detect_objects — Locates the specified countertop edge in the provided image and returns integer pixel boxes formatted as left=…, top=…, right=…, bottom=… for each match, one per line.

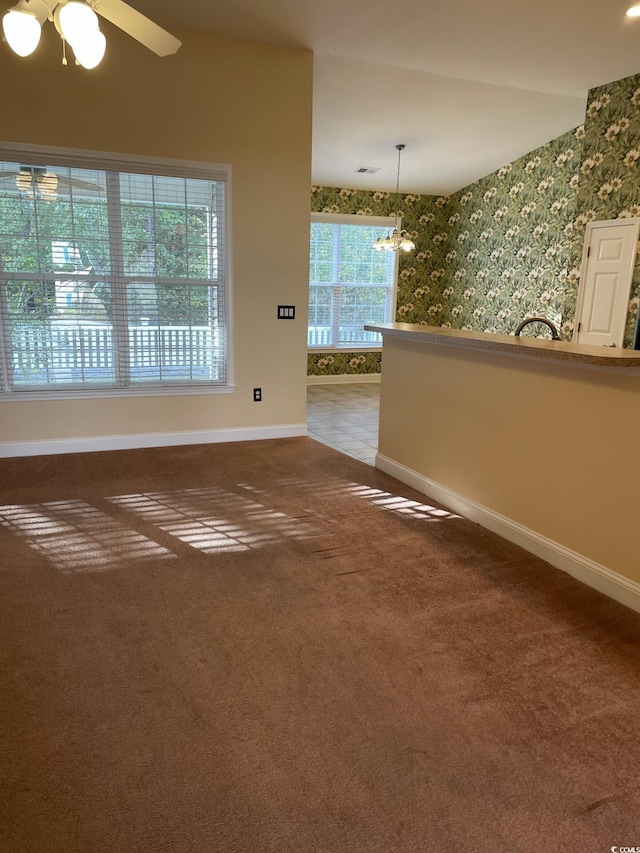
left=364, top=323, right=640, bottom=370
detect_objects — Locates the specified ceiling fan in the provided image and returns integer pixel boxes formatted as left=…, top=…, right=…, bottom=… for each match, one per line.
left=0, top=165, right=104, bottom=200
left=2, top=0, right=181, bottom=69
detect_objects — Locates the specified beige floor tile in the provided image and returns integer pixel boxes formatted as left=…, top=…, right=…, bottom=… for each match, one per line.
left=307, top=383, right=380, bottom=466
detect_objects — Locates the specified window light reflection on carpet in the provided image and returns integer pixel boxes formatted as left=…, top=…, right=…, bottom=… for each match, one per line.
left=107, top=487, right=320, bottom=555
left=268, top=477, right=461, bottom=522
left=0, top=500, right=174, bottom=573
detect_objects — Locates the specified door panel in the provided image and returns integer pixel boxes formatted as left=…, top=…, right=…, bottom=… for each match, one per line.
left=597, top=238, right=623, bottom=262
left=589, top=273, right=616, bottom=333
left=575, top=221, right=639, bottom=347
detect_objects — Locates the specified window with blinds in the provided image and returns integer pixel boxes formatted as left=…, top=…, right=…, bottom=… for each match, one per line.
left=308, top=212, right=397, bottom=349
left=0, top=146, right=229, bottom=397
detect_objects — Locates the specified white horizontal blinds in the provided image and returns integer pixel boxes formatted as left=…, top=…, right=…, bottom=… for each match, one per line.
left=308, top=219, right=395, bottom=348
left=112, top=172, right=226, bottom=386
left=0, top=153, right=227, bottom=393
left=0, top=159, right=116, bottom=390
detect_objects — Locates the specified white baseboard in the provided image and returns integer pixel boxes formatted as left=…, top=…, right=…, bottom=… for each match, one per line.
left=376, top=452, right=640, bottom=615
left=0, top=423, right=308, bottom=458
left=307, top=374, right=381, bottom=385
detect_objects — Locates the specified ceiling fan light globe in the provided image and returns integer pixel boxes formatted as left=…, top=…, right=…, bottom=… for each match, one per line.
left=3, top=9, right=41, bottom=56
left=58, top=1, right=99, bottom=47
left=72, top=28, right=106, bottom=69
left=40, top=172, right=59, bottom=193
left=15, top=170, right=32, bottom=192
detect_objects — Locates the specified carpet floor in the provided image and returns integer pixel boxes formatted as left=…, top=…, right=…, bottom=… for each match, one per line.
left=1, top=437, right=640, bottom=852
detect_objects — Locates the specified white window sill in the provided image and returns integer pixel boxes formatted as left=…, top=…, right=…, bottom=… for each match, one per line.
left=0, top=385, right=236, bottom=402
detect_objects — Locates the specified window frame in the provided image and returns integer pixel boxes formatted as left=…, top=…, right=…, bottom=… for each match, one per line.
left=0, top=142, right=234, bottom=401
left=308, top=211, right=399, bottom=352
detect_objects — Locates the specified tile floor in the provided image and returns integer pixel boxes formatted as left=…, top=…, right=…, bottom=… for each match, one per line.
left=306, top=382, right=380, bottom=466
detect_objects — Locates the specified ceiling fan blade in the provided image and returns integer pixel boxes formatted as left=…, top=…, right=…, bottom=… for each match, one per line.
left=92, top=0, right=182, bottom=56
left=58, top=176, right=105, bottom=193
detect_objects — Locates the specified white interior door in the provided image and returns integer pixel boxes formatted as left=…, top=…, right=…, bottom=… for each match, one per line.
left=574, top=219, right=640, bottom=347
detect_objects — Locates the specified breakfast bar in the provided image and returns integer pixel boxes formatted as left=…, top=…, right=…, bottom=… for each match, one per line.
left=365, top=322, right=640, bottom=610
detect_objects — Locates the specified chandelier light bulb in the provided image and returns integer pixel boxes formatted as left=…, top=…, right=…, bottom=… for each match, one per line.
left=72, top=27, right=106, bottom=68
left=58, top=1, right=99, bottom=47
left=626, top=4, right=640, bottom=16
left=2, top=8, right=41, bottom=56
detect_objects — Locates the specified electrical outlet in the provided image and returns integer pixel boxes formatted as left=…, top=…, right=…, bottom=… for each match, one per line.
left=253, top=387, right=262, bottom=402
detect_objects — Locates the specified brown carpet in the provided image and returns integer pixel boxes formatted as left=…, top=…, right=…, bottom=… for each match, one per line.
left=1, top=437, right=640, bottom=852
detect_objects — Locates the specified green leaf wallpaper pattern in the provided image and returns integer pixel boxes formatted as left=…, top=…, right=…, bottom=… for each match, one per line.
left=308, top=71, right=640, bottom=376
left=443, top=129, right=581, bottom=340
left=571, top=74, right=640, bottom=345
left=307, top=351, right=382, bottom=376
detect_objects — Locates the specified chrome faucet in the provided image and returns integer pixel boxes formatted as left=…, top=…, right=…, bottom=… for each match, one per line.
left=514, top=317, right=561, bottom=340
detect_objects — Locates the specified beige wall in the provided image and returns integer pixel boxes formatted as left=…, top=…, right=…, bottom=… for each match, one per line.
left=378, top=336, right=640, bottom=583
left=0, top=29, right=313, bottom=446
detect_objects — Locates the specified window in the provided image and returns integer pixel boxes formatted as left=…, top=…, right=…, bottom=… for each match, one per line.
left=308, top=212, right=397, bottom=349
left=0, top=144, right=229, bottom=397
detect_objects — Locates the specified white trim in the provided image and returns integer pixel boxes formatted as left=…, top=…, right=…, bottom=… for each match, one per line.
left=376, top=452, right=640, bottom=615
left=0, top=385, right=236, bottom=402
left=307, top=373, right=381, bottom=385
left=311, top=211, right=395, bottom=228
left=0, top=141, right=229, bottom=181
left=0, top=424, right=308, bottom=458
left=223, top=165, right=234, bottom=387
left=308, top=346, right=382, bottom=353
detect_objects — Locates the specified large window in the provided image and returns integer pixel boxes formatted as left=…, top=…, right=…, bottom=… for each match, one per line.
left=0, top=144, right=229, bottom=397
left=308, top=213, right=397, bottom=349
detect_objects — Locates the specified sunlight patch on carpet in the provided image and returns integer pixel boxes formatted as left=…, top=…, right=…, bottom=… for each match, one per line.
left=0, top=500, right=174, bottom=573
left=107, top=487, right=320, bottom=555
left=268, top=477, right=461, bottom=522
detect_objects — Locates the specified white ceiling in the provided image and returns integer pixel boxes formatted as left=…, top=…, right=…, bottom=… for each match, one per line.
left=130, top=0, right=640, bottom=194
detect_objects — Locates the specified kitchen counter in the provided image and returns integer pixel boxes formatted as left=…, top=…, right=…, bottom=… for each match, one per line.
left=364, top=323, right=640, bottom=371
left=367, top=321, right=640, bottom=611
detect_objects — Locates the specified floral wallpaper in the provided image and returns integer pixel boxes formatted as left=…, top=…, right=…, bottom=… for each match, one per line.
left=307, top=351, right=382, bottom=376
left=437, top=129, right=581, bottom=339
left=308, top=71, right=640, bottom=376
left=569, top=73, right=640, bottom=345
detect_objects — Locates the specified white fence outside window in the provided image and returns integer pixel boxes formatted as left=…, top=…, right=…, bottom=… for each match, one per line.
left=9, top=322, right=217, bottom=386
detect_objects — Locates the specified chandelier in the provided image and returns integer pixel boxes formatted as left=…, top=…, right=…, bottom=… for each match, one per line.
left=16, top=166, right=59, bottom=200
left=3, top=0, right=106, bottom=69
left=373, top=144, right=416, bottom=253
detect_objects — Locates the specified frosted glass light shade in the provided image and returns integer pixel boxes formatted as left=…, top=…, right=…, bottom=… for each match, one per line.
left=15, top=170, right=33, bottom=192
left=72, top=28, right=106, bottom=69
left=2, top=9, right=41, bottom=56
left=40, top=172, right=59, bottom=194
left=58, top=1, right=99, bottom=47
